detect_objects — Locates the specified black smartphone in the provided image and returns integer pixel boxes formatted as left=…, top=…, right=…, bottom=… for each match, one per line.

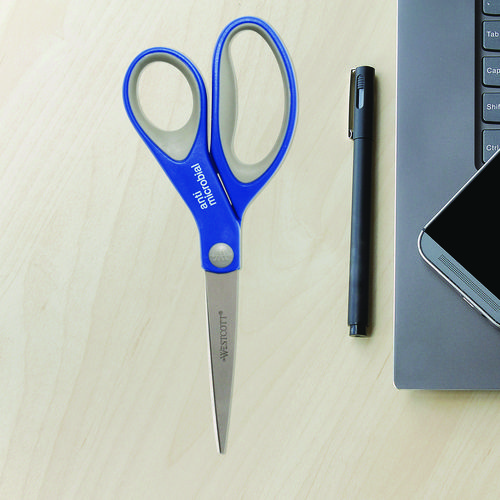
left=418, top=149, right=500, bottom=328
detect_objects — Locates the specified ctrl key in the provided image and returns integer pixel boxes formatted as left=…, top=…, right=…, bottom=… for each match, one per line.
left=483, top=130, right=500, bottom=162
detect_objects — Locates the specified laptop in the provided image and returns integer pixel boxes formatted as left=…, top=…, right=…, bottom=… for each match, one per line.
left=395, top=0, right=500, bottom=388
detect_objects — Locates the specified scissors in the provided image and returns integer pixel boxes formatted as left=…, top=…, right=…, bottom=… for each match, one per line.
left=123, top=16, right=297, bottom=453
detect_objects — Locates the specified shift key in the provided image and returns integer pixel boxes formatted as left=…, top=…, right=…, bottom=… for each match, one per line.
left=483, top=93, right=500, bottom=122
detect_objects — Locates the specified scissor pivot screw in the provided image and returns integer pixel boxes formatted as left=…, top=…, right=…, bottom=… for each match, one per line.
left=209, top=243, right=234, bottom=268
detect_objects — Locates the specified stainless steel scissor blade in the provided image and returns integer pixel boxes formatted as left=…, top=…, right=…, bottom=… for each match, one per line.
left=205, top=270, right=238, bottom=453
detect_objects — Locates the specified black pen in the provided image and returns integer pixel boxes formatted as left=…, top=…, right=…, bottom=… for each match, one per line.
left=347, top=66, right=375, bottom=337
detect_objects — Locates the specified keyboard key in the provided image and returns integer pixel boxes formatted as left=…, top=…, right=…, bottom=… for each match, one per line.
left=483, top=130, right=500, bottom=162
left=483, top=57, right=500, bottom=85
left=484, top=0, right=500, bottom=15
left=484, top=21, right=500, bottom=49
left=483, top=93, right=500, bottom=121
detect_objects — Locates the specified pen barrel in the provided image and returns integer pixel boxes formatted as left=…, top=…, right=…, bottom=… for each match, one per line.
left=348, top=137, right=373, bottom=336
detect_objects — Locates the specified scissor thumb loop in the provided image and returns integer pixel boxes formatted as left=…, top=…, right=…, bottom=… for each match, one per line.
left=123, top=48, right=208, bottom=162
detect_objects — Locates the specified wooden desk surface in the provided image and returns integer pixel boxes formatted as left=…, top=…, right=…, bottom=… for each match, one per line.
left=1, top=1, right=498, bottom=499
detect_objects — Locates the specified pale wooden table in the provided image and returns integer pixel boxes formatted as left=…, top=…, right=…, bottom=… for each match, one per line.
left=1, top=1, right=498, bottom=499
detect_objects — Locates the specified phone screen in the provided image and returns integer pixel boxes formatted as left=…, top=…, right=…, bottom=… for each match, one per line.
left=425, top=153, right=500, bottom=299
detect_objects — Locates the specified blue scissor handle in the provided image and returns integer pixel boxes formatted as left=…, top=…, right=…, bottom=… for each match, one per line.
left=123, top=18, right=297, bottom=273
left=211, top=17, right=298, bottom=219
left=123, top=48, right=241, bottom=273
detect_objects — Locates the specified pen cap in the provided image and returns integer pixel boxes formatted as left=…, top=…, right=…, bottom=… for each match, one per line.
left=349, top=66, right=375, bottom=140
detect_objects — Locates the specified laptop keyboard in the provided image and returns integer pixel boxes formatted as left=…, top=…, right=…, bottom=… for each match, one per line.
left=479, top=0, right=500, bottom=165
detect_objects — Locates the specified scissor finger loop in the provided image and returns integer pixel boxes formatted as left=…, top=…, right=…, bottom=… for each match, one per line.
left=215, top=21, right=297, bottom=183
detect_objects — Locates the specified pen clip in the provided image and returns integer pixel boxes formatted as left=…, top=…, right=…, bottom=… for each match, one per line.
left=348, top=68, right=356, bottom=139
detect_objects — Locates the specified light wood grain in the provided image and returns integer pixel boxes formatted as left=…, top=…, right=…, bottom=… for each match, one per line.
left=1, top=1, right=499, bottom=499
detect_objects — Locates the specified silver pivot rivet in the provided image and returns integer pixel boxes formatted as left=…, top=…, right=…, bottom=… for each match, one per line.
left=208, top=243, right=234, bottom=268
